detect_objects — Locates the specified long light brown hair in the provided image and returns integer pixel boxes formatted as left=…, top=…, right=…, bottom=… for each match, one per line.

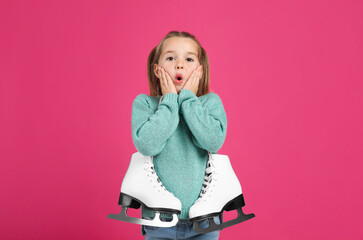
left=147, top=31, right=211, bottom=97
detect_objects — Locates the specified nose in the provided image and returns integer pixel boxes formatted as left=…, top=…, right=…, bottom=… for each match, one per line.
left=176, top=59, right=184, bottom=69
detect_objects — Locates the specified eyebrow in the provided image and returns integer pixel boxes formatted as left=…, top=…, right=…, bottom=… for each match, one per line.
left=162, top=51, right=197, bottom=57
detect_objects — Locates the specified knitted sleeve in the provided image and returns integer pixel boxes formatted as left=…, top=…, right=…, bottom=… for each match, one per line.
left=131, top=93, right=179, bottom=156
left=178, top=89, right=227, bottom=153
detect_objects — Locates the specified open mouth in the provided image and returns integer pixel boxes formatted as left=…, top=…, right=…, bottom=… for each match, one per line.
left=175, top=74, right=183, bottom=83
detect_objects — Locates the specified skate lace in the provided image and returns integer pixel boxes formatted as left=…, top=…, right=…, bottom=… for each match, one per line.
left=144, top=158, right=169, bottom=193
left=197, top=154, right=217, bottom=200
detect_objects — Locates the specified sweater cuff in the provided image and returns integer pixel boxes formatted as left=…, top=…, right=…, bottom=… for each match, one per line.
left=163, top=92, right=178, bottom=103
left=178, top=89, right=197, bottom=104
left=161, top=93, right=179, bottom=110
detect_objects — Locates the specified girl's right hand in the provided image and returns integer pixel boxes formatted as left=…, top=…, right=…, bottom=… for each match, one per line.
left=158, top=66, right=177, bottom=95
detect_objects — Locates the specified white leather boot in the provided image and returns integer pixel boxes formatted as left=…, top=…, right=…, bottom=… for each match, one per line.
left=189, top=152, right=255, bottom=233
left=108, top=152, right=182, bottom=227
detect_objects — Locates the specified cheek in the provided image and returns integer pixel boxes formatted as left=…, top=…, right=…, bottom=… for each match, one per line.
left=160, top=64, right=172, bottom=73
left=159, top=61, right=170, bottom=68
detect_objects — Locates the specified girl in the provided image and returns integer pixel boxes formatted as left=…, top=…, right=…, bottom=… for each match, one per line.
left=131, top=31, right=227, bottom=239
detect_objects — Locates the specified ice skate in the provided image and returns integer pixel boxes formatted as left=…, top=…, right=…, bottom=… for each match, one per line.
left=107, top=152, right=182, bottom=227
left=189, top=152, right=255, bottom=233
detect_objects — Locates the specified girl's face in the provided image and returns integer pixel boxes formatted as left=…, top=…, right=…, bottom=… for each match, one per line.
left=154, top=37, right=201, bottom=94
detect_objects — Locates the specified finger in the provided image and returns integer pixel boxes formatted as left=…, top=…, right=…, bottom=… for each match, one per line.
left=198, top=65, right=202, bottom=76
left=164, top=69, right=173, bottom=84
left=190, top=68, right=198, bottom=81
left=158, top=67, right=162, bottom=81
left=162, top=68, right=169, bottom=87
left=157, top=66, right=161, bottom=76
left=195, top=67, right=201, bottom=86
left=168, top=72, right=174, bottom=84
left=160, top=68, right=166, bottom=88
left=188, top=70, right=197, bottom=90
left=166, top=70, right=177, bottom=91
left=193, top=68, right=199, bottom=83
left=160, top=67, right=165, bottom=82
left=162, top=68, right=173, bottom=91
left=195, top=68, right=200, bottom=80
left=183, top=73, right=191, bottom=88
left=195, top=71, right=200, bottom=87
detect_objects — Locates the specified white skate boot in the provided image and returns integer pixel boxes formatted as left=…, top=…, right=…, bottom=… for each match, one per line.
left=107, top=152, right=182, bottom=227
left=189, top=152, right=255, bottom=233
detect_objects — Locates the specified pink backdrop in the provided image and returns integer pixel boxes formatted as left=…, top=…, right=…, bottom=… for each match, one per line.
left=1, top=0, right=362, bottom=239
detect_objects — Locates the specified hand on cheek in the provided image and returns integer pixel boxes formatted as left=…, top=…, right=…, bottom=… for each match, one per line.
left=158, top=66, right=177, bottom=95
left=182, top=65, right=203, bottom=95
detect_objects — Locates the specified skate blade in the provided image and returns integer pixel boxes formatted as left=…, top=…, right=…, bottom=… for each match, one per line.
left=107, top=207, right=179, bottom=227
left=193, top=208, right=255, bottom=234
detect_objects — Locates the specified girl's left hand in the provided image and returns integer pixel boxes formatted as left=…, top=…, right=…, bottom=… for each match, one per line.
left=182, top=65, right=203, bottom=95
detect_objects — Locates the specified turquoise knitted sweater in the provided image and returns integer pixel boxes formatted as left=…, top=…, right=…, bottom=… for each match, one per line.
left=131, top=88, right=227, bottom=221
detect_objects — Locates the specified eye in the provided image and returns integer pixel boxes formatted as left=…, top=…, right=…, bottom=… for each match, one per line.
left=166, top=56, right=194, bottom=62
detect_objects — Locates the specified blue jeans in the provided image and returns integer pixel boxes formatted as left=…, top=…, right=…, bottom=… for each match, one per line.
left=144, top=216, right=220, bottom=240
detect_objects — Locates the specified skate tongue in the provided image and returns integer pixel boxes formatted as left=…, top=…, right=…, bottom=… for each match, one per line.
left=198, top=160, right=217, bottom=199
left=145, top=160, right=168, bottom=192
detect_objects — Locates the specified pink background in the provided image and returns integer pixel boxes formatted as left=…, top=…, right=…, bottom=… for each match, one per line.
left=1, top=0, right=362, bottom=239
